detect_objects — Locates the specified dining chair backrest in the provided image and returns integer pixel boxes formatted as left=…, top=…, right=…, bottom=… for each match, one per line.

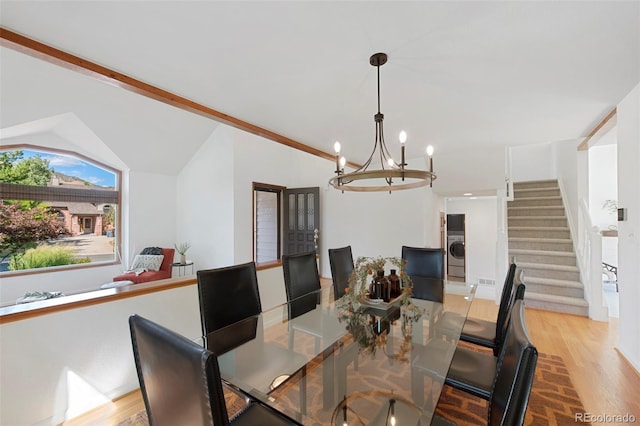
left=495, top=282, right=526, bottom=355
left=282, top=251, right=321, bottom=319
left=401, top=246, right=445, bottom=302
left=197, top=261, right=261, bottom=339
left=328, top=246, right=354, bottom=300
left=493, top=263, right=518, bottom=352
left=489, top=300, right=538, bottom=426
left=129, top=314, right=228, bottom=426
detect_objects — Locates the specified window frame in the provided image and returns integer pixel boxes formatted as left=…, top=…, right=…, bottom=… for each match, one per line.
left=252, top=182, right=285, bottom=266
left=0, top=144, right=122, bottom=277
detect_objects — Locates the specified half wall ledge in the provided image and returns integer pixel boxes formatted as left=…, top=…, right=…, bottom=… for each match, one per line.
left=0, top=276, right=196, bottom=324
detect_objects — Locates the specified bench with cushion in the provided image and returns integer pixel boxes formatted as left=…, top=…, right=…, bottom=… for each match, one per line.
left=113, top=247, right=174, bottom=284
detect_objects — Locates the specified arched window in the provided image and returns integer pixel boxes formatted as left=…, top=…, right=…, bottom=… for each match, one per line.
left=0, top=146, right=121, bottom=274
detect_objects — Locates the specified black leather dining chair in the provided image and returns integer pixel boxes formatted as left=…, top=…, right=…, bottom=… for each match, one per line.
left=487, top=300, right=537, bottom=425
left=328, top=246, right=354, bottom=300
left=129, top=314, right=302, bottom=426
left=459, top=263, right=518, bottom=355
left=282, top=251, right=321, bottom=320
left=197, top=261, right=262, bottom=349
left=197, top=261, right=308, bottom=413
left=444, top=298, right=536, bottom=405
left=432, top=302, right=537, bottom=426
left=401, top=245, right=445, bottom=302
left=283, top=249, right=355, bottom=408
left=413, top=283, right=525, bottom=408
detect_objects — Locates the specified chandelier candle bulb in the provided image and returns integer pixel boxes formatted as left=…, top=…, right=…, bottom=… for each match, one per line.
left=334, top=141, right=342, bottom=175
left=390, top=399, right=396, bottom=426
left=426, top=145, right=434, bottom=187
left=342, top=395, right=348, bottom=426
left=399, top=131, right=407, bottom=172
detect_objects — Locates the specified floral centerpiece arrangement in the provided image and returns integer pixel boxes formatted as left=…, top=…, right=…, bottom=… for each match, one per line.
left=346, top=256, right=412, bottom=301
left=335, top=256, right=424, bottom=361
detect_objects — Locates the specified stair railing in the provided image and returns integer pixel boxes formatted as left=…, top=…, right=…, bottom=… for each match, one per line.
left=577, top=199, right=608, bottom=321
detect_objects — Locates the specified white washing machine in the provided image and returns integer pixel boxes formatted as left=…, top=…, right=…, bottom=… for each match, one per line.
left=447, top=234, right=465, bottom=278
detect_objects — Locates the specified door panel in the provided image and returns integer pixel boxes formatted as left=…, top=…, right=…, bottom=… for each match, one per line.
left=283, top=187, right=320, bottom=256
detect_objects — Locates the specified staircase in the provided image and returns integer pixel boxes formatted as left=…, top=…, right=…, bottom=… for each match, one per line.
left=508, top=180, right=589, bottom=316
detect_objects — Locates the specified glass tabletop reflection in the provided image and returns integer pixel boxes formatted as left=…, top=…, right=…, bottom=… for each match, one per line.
left=205, top=281, right=476, bottom=425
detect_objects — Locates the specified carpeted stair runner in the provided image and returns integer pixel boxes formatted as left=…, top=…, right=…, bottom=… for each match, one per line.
left=509, top=180, right=589, bottom=316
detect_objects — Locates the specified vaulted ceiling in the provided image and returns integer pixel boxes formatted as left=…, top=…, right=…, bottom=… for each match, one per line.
left=1, top=1, right=639, bottom=178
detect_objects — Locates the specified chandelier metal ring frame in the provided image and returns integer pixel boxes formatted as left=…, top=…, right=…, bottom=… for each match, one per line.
left=329, top=52, right=436, bottom=193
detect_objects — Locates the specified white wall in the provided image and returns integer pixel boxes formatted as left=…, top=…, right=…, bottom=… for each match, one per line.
left=126, top=171, right=177, bottom=263
left=588, top=143, right=618, bottom=267
left=616, top=83, right=640, bottom=372
left=0, top=285, right=201, bottom=426
left=434, top=146, right=505, bottom=195
left=446, top=197, right=498, bottom=300
left=554, top=139, right=580, bottom=243
left=324, top=188, right=434, bottom=259
left=424, top=190, right=445, bottom=247
left=176, top=126, right=235, bottom=271
left=588, top=144, right=618, bottom=230
left=510, top=143, right=555, bottom=182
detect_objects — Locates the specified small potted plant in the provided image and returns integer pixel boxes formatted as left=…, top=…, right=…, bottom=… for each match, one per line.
left=174, top=242, right=191, bottom=265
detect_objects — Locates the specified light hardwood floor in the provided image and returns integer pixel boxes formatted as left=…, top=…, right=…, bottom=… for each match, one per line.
left=64, top=298, right=640, bottom=425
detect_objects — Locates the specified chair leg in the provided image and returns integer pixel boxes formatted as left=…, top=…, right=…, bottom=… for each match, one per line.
left=322, top=347, right=337, bottom=410
left=299, top=365, right=307, bottom=416
left=288, top=325, right=294, bottom=350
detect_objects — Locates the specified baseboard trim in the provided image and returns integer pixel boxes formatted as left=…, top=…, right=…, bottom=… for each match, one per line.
left=615, top=346, right=640, bottom=377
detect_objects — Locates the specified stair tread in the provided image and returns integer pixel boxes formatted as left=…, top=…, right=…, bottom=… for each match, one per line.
left=509, top=226, right=569, bottom=231
left=515, top=187, right=559, bottom=191
left=509, top=248, right=575, bottom=257
left=514, top=179, right=558, bottom=185
left=508, top=206, right=565, bottom=210
left=509, top=237, right=572, bottom=242
left=518, top=262, right=579, bottom=272
left=525, top=292, right=588, bottom=306
left=524, top=276, right=583, bottom=288
left=508, top=216, right=567, bottom=219
left=510, top=196, right=562, bottom=200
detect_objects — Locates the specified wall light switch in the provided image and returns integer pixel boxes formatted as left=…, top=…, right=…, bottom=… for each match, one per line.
left=617, top=208, right=627, bottom=221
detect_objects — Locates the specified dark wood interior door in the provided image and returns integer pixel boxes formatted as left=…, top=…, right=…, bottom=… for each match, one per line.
left=283, top=187, right=320, bottom=256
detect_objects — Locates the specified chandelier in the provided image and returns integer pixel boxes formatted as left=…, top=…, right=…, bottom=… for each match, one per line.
left=329, top=52, right=436, bottom=192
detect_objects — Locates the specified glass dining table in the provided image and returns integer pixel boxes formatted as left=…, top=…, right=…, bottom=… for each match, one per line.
left=205, top=281, right=477, bottom=426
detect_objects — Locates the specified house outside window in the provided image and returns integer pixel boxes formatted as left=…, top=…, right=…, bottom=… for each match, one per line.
left=0, top=146, right=120, bottom=274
